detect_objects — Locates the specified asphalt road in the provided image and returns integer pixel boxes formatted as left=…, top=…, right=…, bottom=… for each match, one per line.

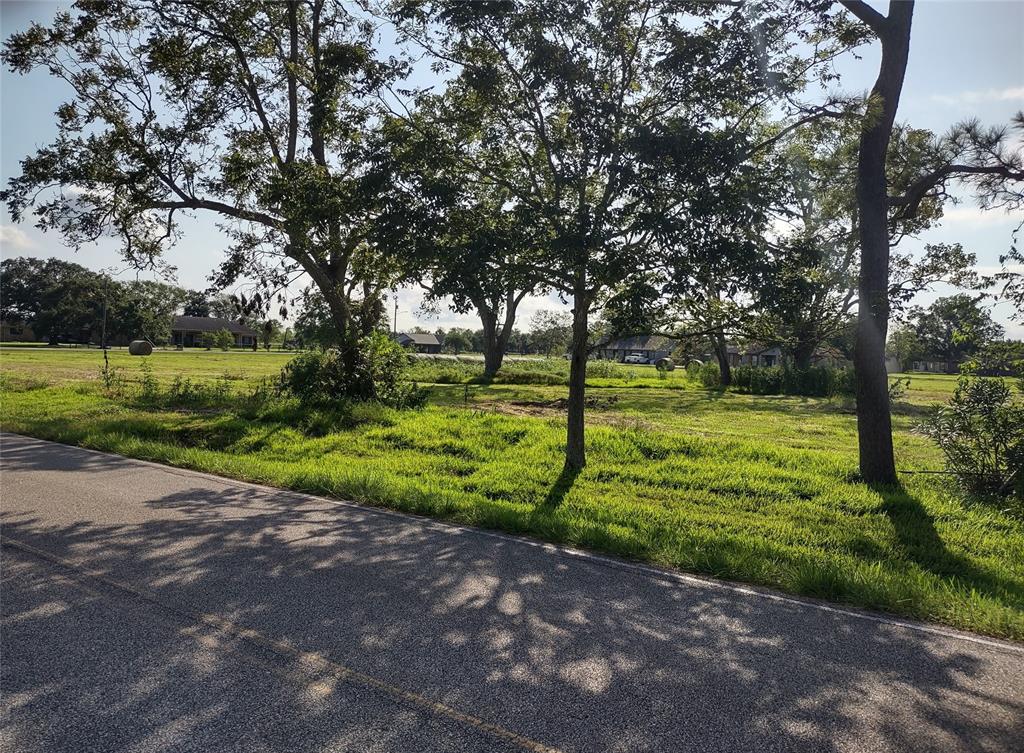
left=1, top=433, right=1021, bottom=753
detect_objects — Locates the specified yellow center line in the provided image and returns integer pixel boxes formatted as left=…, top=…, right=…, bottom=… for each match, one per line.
left=1, top=536, right=564, bottom=753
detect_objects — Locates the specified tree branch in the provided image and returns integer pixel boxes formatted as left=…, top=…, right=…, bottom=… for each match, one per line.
left=838, top=1, right=889, bottom=36
left=890, top=163, right=1024, bottom=219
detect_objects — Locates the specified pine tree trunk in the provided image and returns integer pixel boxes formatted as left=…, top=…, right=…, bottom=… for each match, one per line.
left=852, top=1, right=914, bottom=485
left=564, top=294, right=590, bottom=472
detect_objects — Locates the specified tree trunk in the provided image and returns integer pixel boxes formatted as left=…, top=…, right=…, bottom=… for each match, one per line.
left=852, top=1, right=914, bottom=485
left=479, top=309, right=503, bottom=381
left=792, top=340, right=816, bottom=371
left=564, top=293, right=590, bottom=472
left=713, top=332, right=732, bottom=386
left=479, top=290, right=522, bottom=381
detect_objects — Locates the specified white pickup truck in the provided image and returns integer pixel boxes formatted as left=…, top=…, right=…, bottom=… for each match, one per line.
left=623, top=352, right=648, bottom=364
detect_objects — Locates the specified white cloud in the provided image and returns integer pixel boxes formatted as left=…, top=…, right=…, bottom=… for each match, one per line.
left=930, top=86, right=1024, bottom=106
left=940, top=206, right=1024, bottom=227
left=0, top=224, right=35, bottom=250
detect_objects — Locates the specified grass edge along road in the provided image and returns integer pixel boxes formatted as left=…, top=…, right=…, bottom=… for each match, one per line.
left=1, top=347, right=1023, bottom=641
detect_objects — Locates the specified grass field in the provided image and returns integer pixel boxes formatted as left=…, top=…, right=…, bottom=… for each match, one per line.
left=2, top=346, right=1022, bottom=640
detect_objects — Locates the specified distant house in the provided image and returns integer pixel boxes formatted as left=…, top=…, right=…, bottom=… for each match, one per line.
left=707, top=343, right=848, bottom=368
left=170, top=315, right=258, bottom=348
left=395, top=332, right=442, bottom=354
left=596, top=336, right=677, bottom=363
left=911, top=359, right=957, bottom=374
left=0, top=321, right=37, bottom=342
left=704, top=344, right=777, bottom=368
left=738, top=343, right=782, bottom=367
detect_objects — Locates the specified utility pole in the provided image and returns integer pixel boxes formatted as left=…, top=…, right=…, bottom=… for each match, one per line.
left=393, top=294, right=399, bottom=335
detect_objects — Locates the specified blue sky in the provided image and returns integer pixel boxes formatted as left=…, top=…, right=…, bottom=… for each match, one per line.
left=2, top=0, right=1022, bottom=336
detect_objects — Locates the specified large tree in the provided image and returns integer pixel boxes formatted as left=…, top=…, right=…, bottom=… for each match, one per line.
left=837, top=0, right=1023, bottom=483
left=379, top=144, right=545, bottom=379
left=1, top=0, right=403, bottom=374
left=394, top=0, right=852, bottom=471
left=107, top=280, right=188, bottom=344
left=911, top=294, right=1004, bottom=366
left=0, top=256, right=109, bottom=343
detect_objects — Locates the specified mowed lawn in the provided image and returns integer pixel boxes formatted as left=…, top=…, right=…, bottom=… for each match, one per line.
left=2, top=346, right=1022, bottom=640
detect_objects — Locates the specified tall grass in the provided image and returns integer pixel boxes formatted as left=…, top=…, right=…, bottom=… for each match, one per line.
left=2, top=357, right=1022, bottom=639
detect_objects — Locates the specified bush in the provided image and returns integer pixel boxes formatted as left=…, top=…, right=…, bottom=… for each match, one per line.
left=278, top=332, right=425, bottom=409
left=215, top=329, right=235, bottom=350
left=731, top=364, right=854, bottom=397
left=919, top=377, right=1024, bottom=501
left=200, top=329, right=234, bottom=350
left=586, top=359, right=618, bottom=378
left=695, top=361, right=721, bottom=388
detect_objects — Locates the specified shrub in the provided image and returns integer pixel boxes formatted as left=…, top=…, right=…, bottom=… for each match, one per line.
left=696, top=361, right=721, bottom=388
left=731, top=364, right=854, bottom=397
left=215, top=329, right=235, bottom=350
left=278, top=332, right=425, bottom=409
left=888, top=376, right=911, bottom=402
left=586, top=359, right=618, bottom=378
left=138, top=359, right=159, bottom=402
left=919, top=377, right=1024, bottom=502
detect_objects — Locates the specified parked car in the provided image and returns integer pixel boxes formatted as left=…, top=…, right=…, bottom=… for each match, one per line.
left=623, top=352, right=648, bottom=364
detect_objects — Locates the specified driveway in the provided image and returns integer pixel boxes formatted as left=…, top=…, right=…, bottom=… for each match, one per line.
left=1, top=433, right=1021, bottom=752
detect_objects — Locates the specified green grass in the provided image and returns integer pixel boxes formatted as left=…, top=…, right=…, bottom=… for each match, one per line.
left=2, top=347, right=1022, bottom=640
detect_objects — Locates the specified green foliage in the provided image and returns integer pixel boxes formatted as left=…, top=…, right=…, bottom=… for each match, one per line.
left=0, top=256, right=108, bottom=343
left=696, top=361, right=722, bottom=388
left=585, top=359, right=618, bottom=379
left=107, top=280, right=186, bottom=344
left=0, top=256, right=190, bottom=345
left=260, top=319, right=283, bottom=350
left=213, top=329, right=234, bottom=351
left=725, top=365, right=856, bottom=397
left=887, top=326, right=924, bottom=371
left=442, top=329, right=473, bottom=354
left=528, top=311, right=573, bottom=357
left=278, top=332, right=424, bottom=409
left=960, top=340, right=1024, bottom=377
left=889, top=377, right=911, bottom=402
left=912, top=294, right=1004, bottom=363
left=99, top=360, right=123, bottom=393
left=920, top=377, right=1024, bottom=503
left=138, top=360, right=159, bottom=402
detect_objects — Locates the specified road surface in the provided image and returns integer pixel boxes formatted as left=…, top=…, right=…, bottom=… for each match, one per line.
left=1, top=433, right=1021, bottom=753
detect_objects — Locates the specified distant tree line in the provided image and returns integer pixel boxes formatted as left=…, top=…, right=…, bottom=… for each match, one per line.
left=406, top=310, right=574, bottom=357
left=0, top=257, right=284, bottom=347
left=888, top=294, right=1021, bottom=375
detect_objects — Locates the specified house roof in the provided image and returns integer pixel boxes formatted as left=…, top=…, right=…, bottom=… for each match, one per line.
left=171, top=315, right=258, bottom=336
left=603, top=335, right=677, bottom=351
left=396, top=332, right=441, bottom=346
left=739, top=343, right=782, bottom=356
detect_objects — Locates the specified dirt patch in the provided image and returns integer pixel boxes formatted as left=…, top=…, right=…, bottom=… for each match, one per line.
left=513, top=395, right=619, bottom=410
left=476, top=395, right=620, bottom=419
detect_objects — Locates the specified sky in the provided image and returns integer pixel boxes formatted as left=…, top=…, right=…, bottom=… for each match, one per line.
left=1, top=0, right=1022, bottom=337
